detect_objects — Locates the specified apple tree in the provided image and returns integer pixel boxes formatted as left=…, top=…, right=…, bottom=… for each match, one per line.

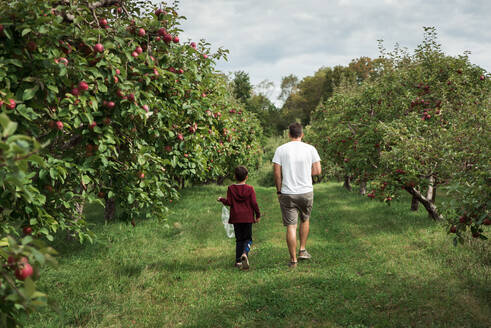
left=1, top=0, right=263, bottom=232
left=309, top=28, right=490, bottom=241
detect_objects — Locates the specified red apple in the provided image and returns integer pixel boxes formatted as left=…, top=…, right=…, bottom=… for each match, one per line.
left=135, top=46, right=143, bottom=54
left=114, top=76, right=119, bottom=83
left=190, top=42, right=197, bottom=49
left=7, top=99, right=16, bottom=110
left=71, top=87, right=80, bottom=96
left=142, top=104, right=149, bottom=112
left=94, top=43, right=104, bottom=53
left=115, top=68, right=121, bottom=75
left=138, top=172, right=145, bottom=179
left=173, top=36, right=179, bottom=43
left=165, top=145, right=172, bottom=152
left=23, top=226, right=32, bottom=235
left=78, top=81, right=89, bottom=91
left=99, top=18, right=108, bottom=27
left=158, top=28, right=167, bottom=36
left=155, top=9, right=164, bottom=16
left=177, top=133, right=184, bottom=141
left=483, top=218, right=491, bottom=225
left=89, top=121, right=97, bottom=129
left=450, top=225, right=457, bottom=233
left=138, top=28, right=145, bottom=36
left=103, top=117, right=111, bottom=125
left=98, top=191, right=105, bottom=198
left=178, top=68, right=184, bottom=74
left=106, top=101, right=115, bottom=109
left=56, top=121, right=64, bottom=130
left=480, top=75, right=485, bottom=81
left=128, top=93, right=135, bottom=102
left=15, top=260, right=33, bottom=281
left=163, top=33, right=172, bottom=43
left=202, top=54, right=208, bottom=59
left=131, top=51, right=139, bottom=58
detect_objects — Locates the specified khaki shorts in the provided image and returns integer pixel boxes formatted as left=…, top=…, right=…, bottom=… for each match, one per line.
left=278, top=192, right=314, bottom=226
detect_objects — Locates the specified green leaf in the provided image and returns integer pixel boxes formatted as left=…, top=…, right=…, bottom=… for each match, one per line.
left=82, top=175, right=91, bottom=185
left=21, top=28, right=32, bottom=37
left=47, top=85, right=59, bottom=93
left=38, top=25, right=49, bottom=34
left=23, top=85, right=39, bottom=101
left=2, top=121, right=17, bottom=137
left=24, top=278, right=36, bottom=298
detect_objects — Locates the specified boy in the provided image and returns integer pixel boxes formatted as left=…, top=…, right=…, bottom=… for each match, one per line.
left=218, top=166, right=261, bottom=270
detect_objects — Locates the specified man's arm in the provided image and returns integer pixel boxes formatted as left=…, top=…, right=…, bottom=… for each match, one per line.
left=312, top=161, right=322, bottom=176
left=273, top=163, right=282, bottom=192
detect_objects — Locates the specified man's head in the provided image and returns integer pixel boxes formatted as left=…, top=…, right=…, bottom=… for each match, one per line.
left=288, top=122, right=303, bottom=139
left=235, top=165, right=248, bottom=182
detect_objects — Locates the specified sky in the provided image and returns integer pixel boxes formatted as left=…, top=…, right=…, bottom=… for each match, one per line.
left=170, top=0, right=491, bottom=105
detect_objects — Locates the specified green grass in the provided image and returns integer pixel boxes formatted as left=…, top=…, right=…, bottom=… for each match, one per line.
left=21, top=182, right=490, bottom=328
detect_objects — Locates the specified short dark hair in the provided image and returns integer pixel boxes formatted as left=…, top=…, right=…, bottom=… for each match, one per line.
left=234, top=166, right=248, bottom=181
left=289, top=122, right=303, bottom=138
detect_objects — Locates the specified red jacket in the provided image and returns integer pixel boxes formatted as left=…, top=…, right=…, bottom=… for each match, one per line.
left=219, top=184, right=261, bottom=223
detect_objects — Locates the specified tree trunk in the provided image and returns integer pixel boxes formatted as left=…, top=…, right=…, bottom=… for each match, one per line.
left=343, top=175, right=351, bottom=191
left=410, top=195, right=419, bottom=211
left=104, top=198, right=116, bottom=221
left=426, top=175, right=437, bottom=218
left=217, top=176, right=226, bottom=185
left=359, top=180, right=367, bottom=195
left=73, top=201, right=85, bottom=222
left=404, top=186, right=442, bottom=220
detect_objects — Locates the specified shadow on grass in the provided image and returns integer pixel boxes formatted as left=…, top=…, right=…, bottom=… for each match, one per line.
left=181, top=262, right=491, bottom=328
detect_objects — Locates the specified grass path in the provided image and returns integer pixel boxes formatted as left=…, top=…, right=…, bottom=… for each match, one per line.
left=23, top=182, right=490, bottom=327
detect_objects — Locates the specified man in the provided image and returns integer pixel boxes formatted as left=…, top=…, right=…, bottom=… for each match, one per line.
left=272, top=122, right=321, bottom=268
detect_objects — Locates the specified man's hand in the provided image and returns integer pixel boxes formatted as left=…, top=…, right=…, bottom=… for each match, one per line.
left=273, top=163, right=282, bottom=193
left=312, top=161, right=322, bottom=176
left=217, top=197, right=223, bottom=202
left=254, top=217, right=261, bottom=223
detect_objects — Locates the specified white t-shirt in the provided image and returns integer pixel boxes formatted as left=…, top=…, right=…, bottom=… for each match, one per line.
left=272, top=141, right=321, bottom=194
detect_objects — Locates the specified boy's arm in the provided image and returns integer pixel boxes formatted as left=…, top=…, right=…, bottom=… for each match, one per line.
left=218, top=187, right=232, bottom=206
left=251, top=188, right=261, bottom=220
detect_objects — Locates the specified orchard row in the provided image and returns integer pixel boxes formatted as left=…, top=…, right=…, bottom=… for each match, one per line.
left=309, top=28, right=489, bottom=244
left=0, top=0, right=262, bottom=322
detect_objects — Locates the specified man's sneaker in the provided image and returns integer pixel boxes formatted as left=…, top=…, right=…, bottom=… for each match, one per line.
left=288, top=261, right=298, bottom=268
left=298, top=249, right=312, bottom=260
left=240, top=254, right=249, bottom=270
left=235, top=262, right=242, bottom=269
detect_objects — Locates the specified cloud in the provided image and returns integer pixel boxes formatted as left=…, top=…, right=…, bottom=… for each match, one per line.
left=168, top=0, right=491, bottom=105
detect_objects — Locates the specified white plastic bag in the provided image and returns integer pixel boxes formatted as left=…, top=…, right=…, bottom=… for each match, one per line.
left=221, top=206, right=235, bottom=238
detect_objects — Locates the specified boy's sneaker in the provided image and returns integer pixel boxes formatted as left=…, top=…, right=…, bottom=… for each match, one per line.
left=288, top=261, right=298, bottom=268
left=235, top=262, right=242, bottom=269
left=240, top=254, right=249, bottom=270
left=298, top=249, right=312, bottom=260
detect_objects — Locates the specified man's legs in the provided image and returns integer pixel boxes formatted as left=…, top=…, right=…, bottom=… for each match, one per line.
left=286, top=224, right=297, bottom=263
left=299, top=219, right=309, bottom=251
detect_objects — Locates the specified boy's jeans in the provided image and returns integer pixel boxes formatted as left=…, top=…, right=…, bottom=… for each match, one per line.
left=233, top=223, right=252, bottom=263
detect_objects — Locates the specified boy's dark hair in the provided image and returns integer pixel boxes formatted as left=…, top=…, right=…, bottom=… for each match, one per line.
left=289, top=122, right=303, bottom=138
left=235, top=166, right=248, bottom=181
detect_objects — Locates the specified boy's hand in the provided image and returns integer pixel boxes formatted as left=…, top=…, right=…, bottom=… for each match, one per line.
left=254, top=218, right=261, bottom=223
left=217, top=197, right=223, bottom=202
